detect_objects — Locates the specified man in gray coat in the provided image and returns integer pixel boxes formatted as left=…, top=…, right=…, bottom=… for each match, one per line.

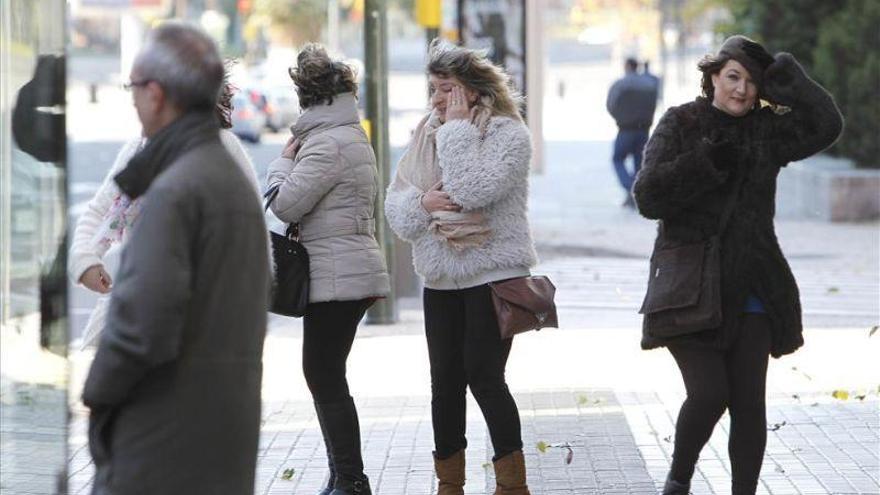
left=82, top=23, right=270, bottom=495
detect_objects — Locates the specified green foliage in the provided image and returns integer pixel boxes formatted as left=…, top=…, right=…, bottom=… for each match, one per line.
left=721, top=0, right=844, bottom=71
left=723, top=0, right=879, bottom=167
left=812, top=0, right=880, bottom=168
left=254, top=0, right=326, bottom=47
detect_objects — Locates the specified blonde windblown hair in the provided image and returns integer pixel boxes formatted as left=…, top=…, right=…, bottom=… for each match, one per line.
left=427, top=38, right=523, bottom=121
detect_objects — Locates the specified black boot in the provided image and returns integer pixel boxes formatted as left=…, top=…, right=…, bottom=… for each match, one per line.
left=315, top=402, right=336, bottom=495
left=662, top=473, right=691, bottom=495
left=329, top=476, right=371, bottom=495
left=317, top=397, right=371, bottom=495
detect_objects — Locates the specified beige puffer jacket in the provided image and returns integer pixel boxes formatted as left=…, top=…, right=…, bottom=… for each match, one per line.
left=267, top=92, right=390, bottom=303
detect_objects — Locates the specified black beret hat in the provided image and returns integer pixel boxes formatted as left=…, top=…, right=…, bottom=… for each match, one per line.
left=718, top=35, right=771, bottom=87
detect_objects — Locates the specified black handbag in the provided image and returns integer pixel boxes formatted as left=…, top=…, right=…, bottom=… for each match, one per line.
left=639, top=169, right=745, bottom=337
left=264, top=185, right=310, bottom=317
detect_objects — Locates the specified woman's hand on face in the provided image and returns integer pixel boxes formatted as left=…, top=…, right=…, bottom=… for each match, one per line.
left=445, top=86, right=470, bottom=121
left=420, top=183, right=462, bottom=213
left=281, top=136, right=301, bottom=160
left=80, top=264, right=112, bottom=294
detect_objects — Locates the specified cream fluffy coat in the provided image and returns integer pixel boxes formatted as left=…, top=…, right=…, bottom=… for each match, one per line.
left=385, top=116, right=537, bottom=287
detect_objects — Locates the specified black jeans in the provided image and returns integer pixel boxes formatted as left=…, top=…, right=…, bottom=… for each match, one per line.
left=668, top=313, right=772, bottom=494
left=424, top=284, right=523, bottom=461
left=302, top=299, right=373, bottom=404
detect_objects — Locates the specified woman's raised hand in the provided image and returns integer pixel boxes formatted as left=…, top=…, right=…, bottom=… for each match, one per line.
left=445, top=86, right=470, bottom=121
left=420, top=182, right=462, bottom=213
left=281, top=136, right=302, bottom=160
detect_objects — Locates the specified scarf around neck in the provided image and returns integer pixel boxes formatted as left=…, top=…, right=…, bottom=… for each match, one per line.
left=115, top=111, right=219, bottom=200
left=391, top=105, right=493, bottom=251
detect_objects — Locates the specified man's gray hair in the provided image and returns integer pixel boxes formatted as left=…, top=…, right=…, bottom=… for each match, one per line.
left=134, top=22, right=223, bottom=112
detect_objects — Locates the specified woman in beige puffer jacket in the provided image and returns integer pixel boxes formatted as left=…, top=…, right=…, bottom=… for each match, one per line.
left=266, top=44, right=389, bottom=495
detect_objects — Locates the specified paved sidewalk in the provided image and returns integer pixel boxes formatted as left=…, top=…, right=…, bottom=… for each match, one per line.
left=65, top=317, right=880, bottom=495
left=621, top=391, right=879, bottom=494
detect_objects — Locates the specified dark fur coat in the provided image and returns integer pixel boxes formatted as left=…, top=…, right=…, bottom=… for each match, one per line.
left=633, top=53, right=843, bottom=358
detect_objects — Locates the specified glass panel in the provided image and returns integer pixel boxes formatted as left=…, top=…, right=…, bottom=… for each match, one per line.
left=0, top=0, right=68, bottom=494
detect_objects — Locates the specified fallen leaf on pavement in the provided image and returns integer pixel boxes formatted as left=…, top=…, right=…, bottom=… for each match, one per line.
left=281, top=468, right=295, bottom=480
left=832, top=390, right=850, bottom=400
left=768, top=421, right=787, bottom=431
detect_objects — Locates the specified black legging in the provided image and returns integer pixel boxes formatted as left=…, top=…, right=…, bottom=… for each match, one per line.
left=302, top=299, right=373, bottom=404
left=424, top=284, right=523, bottom=461
left=668, top=313, right=772, bottom=494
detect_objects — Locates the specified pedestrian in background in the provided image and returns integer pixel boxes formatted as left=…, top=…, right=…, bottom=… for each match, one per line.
left=641, top=60, right=662, bottom=104
left=81, top=22, right=270, bottom=494
left=69, top=61, right=260, bottom=350
left=633, top=35, right=842, bottom=494
left=385, top=39, right=536, bottom=495
left=606, top=57, right=659, bottom=207
left=266, top=43, right=391, bottom=495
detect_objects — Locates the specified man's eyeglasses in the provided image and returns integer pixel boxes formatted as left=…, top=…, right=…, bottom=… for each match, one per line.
left=123, top=79, right=152, bottom=91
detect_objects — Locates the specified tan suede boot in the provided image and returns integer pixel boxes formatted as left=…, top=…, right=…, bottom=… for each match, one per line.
left=433, top=450, right=465, bottom=495
left=492, top=450, right=530, bottom=495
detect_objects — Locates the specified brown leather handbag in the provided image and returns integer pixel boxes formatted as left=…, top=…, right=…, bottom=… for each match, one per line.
left=488, top=276, right=559, bottom=339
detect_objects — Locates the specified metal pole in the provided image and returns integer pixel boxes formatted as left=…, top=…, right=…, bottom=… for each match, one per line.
left=426, top=27, right=439, bottom=46
left=364, top=0, right=397, bottom=324
left=525, top=0, right=543, bottom=173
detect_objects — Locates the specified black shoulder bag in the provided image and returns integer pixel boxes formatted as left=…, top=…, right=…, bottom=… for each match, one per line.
left=264, top=185, right=310, bottom=317
left=639, top=170, right=746, bottom=337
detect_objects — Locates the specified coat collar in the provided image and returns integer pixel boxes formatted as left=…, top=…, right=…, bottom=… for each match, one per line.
left=696, top=96, right=758, bottom=126
left=291, top=92, right=360, bottom=139
left=114, top=111, right=219, bottom=199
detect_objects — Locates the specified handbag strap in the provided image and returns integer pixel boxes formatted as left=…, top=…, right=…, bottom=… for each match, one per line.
left=264, top=183, right=299, bottom=241
left=263, top=183, right=280, bottom=212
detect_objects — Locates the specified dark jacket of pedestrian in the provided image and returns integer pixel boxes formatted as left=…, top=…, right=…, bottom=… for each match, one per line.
left=606, top=71, right=659, bottom=130
left=82, top=111, right=270, bottom=494
left=633, top=49, right=843, bottom=358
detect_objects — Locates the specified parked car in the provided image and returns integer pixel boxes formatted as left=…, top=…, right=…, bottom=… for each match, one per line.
left=231, top=93, right=266, bottom=143
left=261, top=85, right=300, bottom=132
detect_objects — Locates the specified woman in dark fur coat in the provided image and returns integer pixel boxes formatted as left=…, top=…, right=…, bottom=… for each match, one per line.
left=633, top=35, right=843, bottom=494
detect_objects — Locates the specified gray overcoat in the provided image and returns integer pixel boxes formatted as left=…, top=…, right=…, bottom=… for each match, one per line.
left=83, top=115, right=270, bottom=495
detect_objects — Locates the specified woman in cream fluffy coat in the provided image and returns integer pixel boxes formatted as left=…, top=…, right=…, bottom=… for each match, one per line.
left=69, top=79, right=261, bottom=348
left=385, top=40, right=536, bottom=495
